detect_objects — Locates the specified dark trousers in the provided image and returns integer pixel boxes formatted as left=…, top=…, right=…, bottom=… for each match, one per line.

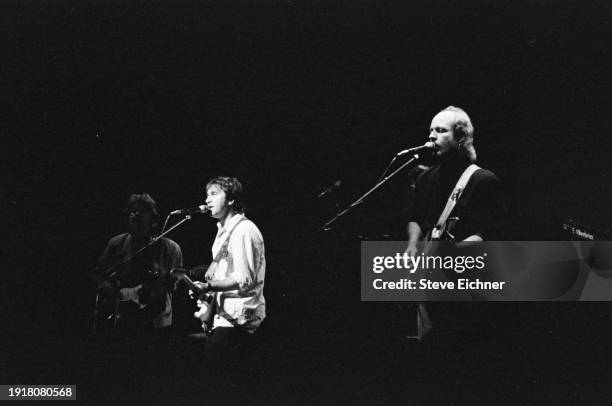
left=204, top=326, right=255, bottom=363
left=194, top=327, right=258, bottom=398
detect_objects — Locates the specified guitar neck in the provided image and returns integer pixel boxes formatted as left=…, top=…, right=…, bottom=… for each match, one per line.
left=177, top=274, right=199, bottom=292
left=170, top=267, right=207, bottom=295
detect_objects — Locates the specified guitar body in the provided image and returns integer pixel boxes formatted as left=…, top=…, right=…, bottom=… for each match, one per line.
left=93, top=290, right=120, bottom=335
left=415, top=216, right=459, bottom=273
left=425, top=216, right=459, bottom=243
left=94, top=288, right=151, bottom=335
left=408, top=217, right=470, bottom=300
left=171, top=267, right=215, bottom=333
left=93, top=267, right=170, bottom=335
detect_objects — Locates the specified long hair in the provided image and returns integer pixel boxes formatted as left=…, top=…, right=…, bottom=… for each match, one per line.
left=440, top=105, right=477, bottom=162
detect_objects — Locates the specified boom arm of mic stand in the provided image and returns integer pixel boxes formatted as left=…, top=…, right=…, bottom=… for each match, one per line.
left=152, top=214, right=192, bottom=242
left=317, top=155, right=420, bottom=233
left=102, top=215, right=193, bottom=279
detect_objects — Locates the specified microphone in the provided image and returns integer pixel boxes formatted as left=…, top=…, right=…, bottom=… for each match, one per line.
left=317, top=180, right=342, bottom=198
left=396, top=142, right=435, bottom=157
left=170, top=204, right=209, bottom=215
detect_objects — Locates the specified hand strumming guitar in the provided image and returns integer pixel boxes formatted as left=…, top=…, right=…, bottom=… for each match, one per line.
left=191, top=280, right=211, bottom=301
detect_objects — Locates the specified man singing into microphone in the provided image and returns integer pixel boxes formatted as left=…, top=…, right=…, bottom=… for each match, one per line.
left=407, top=106, right=507, bottom=252
left=193, top=176, right=266, bottom=363
left=405, top=106, right=508, bottom=337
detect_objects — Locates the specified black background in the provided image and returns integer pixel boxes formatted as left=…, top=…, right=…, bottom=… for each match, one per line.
left=3, top=0, right=612, bottom=403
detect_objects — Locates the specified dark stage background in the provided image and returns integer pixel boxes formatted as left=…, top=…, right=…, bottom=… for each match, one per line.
left=3, top=0, right=612, bottom=404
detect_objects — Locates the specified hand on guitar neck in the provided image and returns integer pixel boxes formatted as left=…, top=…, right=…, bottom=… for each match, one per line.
left=171, top=267, right=215, bottom=333
left=170, top=267, right=213, bottom=301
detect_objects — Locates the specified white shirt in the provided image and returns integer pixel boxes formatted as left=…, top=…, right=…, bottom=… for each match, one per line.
left=210, top=213, right=266, bottom=333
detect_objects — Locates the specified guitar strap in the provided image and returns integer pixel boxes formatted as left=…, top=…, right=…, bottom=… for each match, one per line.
left=205, top=217, right=248, bottom=324
left=209, top=216, right=248, bottom=271
left=430, top=164, right=480, bottom=240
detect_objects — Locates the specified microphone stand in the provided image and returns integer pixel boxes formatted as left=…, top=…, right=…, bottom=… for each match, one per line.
left=317, top=154, right=421, bottom=233
left=92, top=214, right=194, bottom=335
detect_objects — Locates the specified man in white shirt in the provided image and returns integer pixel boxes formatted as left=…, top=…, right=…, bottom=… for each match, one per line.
left=193, top=176, right=266, bottom=359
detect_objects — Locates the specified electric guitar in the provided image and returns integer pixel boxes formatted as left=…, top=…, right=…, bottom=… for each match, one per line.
left=427, top=216, right=460, bottom=243
left=170, top=267, right=215, bottom=333
left=93, top=268, right=167, bottom=334
left=408, top=216, right=460, bottom=271
left=405, top=217, right=464, bottom=301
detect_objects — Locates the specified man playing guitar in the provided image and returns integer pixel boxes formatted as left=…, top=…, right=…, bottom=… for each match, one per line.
left=405, top=106, right=508, bottom=336
left=92, top=193, right=183, bottom=335
left=188, top=177, right=266, bottom=363
left=407, top=106, right=507, bottom=253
